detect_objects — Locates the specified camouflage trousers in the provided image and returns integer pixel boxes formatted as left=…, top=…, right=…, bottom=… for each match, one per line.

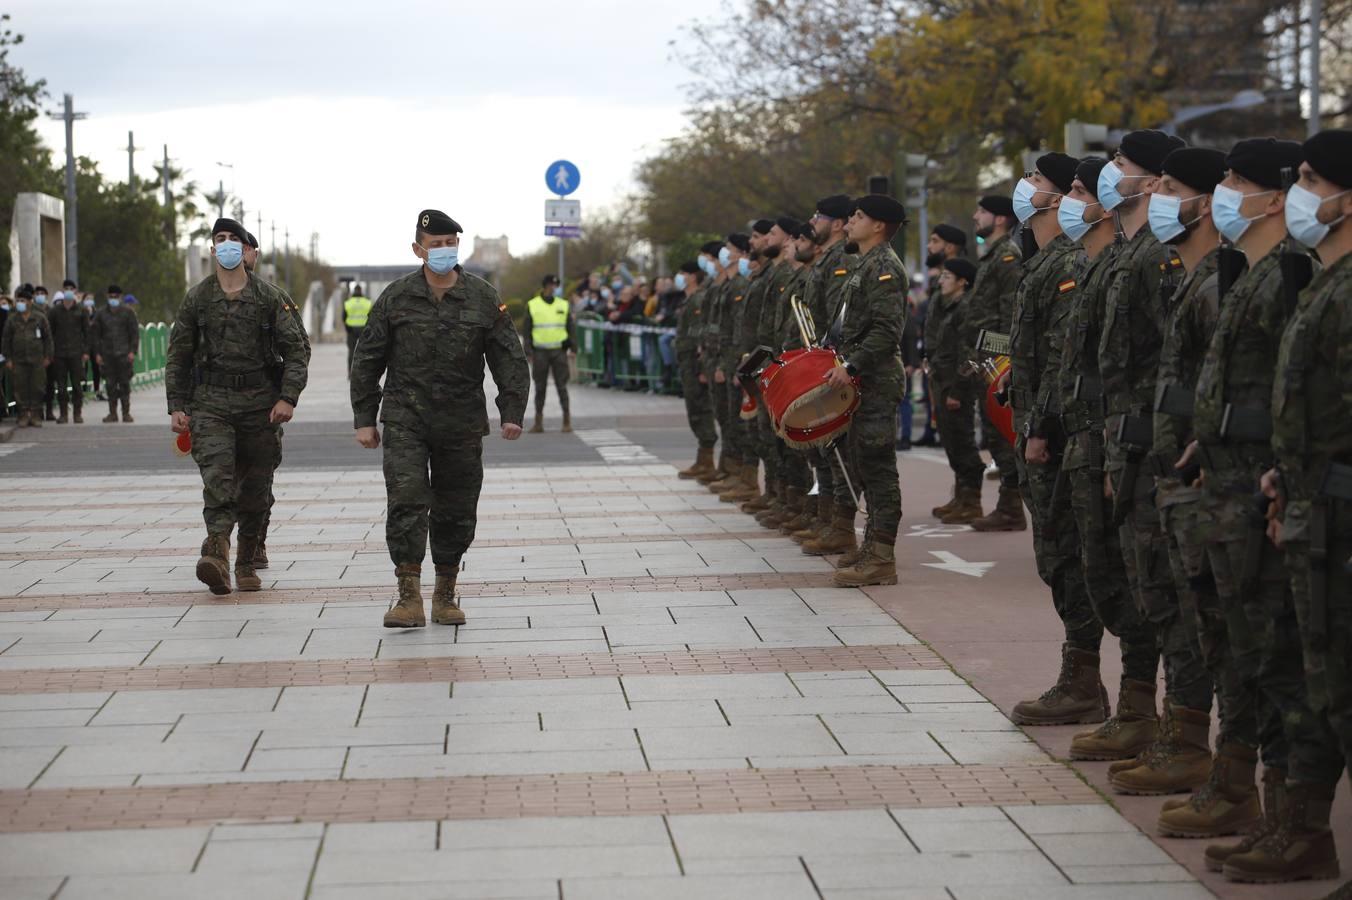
left=7, top=361, right=45, bottom=409
left=934, top=381, right=984, bottom=491
left=1205, top=488, right=1330, bottom=774
left=102, top=355, right=134, bottom=406
left=709, top=375, right=743, bottom=459
left=982, top=399, right=1020, bottom=491
left=846, top=387, right=901, bottom=540
left=1024, top=456, right=1103, bottom=654
left=189, top=406, right=281, bottom=540
left=1284, top=496, right=1352, bottom=784
left=531, top=348, right=570, bottom=417
left=50, top=356, right=84, bottom=409
left=1115, top=471, right=1205, bottom=710
left=1160, top=488, right=1249, bottom=747
left=382, top=423, right=484, bottom=569
left=259, top=425, right=285, bottom=546
left=678, top=359, right=717, bottom=449
left=755, top=410, right=780, bottom=483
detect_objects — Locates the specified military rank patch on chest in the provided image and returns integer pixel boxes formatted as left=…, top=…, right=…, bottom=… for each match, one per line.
left=1058, top=279, right=1076, bottom=293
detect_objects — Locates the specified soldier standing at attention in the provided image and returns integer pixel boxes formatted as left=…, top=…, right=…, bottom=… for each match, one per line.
left=94, top=284, right=139, bottom=422
left=825, top=194, right=908, bottom=587
left=47, top=285, right=89, bottom=424
left=351, top=210, right=529, bottom=629
left=523, top=274, right=575, bottom=433
left=0, top=286, right=52, bottom=428
left=924, top=257, right=983, bottom=524
left=166, top=218, right=311, bottom=596
left=673, top=260, right=717, bottom=479
left=344, top=284, right=372, bottom=374
left=696, top=241, right=732, bottom=486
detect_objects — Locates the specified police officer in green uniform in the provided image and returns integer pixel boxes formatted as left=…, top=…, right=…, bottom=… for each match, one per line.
left=351, top=210, right=529, bottom=629
left=166, top=218, right=311, bottom=596
left=344, top=284, right=372, bottom=372
left=523, top=274, right=575, bottom=433
left=826, top=194, right=908, bottom=587
left=674, top=260, right=717, bottom=479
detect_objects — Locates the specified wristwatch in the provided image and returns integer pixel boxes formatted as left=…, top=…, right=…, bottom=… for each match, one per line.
left=844, top=362, right=859, bottom=378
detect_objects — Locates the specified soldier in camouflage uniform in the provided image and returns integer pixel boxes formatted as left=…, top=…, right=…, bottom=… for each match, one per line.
left=93, top=285, right=140, bottom=422
left=1189, top=139, right=1344, bottom=880
left=826, top=194, right=907, bottom=587
left=1241, top=130, right=1352, bottom=886
left=967, top=195, right=1027, bottom=531
left=692, top=242, right=729, bottom=485
left=47, top=287, right=89, bottom=424
left=707, top=234, right=754, bottom=501
left=674, top=261, right=718, bottom=479
left=924, top=258, right=984, bottom=523
left=1003, top=153, right=1102, bottom=727
left=0, top=287, right=52, bottom=428
left=166, top=218, right=311, bottom=596
left=350, top=209, right=529, bottom=629
left=728, top=220, right=778, bottom=511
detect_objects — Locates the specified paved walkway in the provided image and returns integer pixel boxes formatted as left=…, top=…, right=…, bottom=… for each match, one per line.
left=0, top=344, right=1337, bottom=898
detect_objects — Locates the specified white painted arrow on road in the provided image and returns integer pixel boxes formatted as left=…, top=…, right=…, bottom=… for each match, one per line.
left=922, top=550, right=994, bottom=578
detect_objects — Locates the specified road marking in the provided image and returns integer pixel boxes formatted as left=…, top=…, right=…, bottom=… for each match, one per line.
left=922, top=549, right=994, bottom=578
left=0, top=443, right=35, bottom=458
left=906, top=523, right=973, bottom=539
left=573, top=429, right=659, bottom=464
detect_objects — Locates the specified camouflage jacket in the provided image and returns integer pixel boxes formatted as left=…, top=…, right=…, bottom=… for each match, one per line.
left=1007, top=233, right=1079, bottom=438
left=166, top=272, right=311, bottom=415
left=786, top=240, right=852, bottom=351
left=736, top=264, right=773, bottom=359
left=1272, top=252, right=1352, bottom=532
left=674, top=286, right=705, bottom=363
left=832, top=242, right=907, bottom=391
left=93, top=304, right=140, bottom=358
left=755, top=260, right=798, bottom=353
left=1, top=311, right=53, bottom=363
left=964, top=232, right=1023, bottom=350
left=350, top=267, right=528, bottom=436
left=1152, top=248, right=1221, bottom=472
left=717, top=274, right=750, bottom=373
left=923, top=287, right=968, bottom=400
left=772, top=265, right=811, bottom=351
left=698, top=278, right=728, bottom=372
left=48, top=303, right=90, bottom=358
left=1056, top=241, right=1121, bottom=470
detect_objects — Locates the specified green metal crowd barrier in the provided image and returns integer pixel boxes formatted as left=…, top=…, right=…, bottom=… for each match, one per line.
left=573, top=318, right=676, bottom=391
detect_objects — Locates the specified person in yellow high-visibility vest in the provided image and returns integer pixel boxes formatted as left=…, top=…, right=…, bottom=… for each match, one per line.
left=344, top=285, right=373, bottom=374
left=523, top=274, right=575, bottom=432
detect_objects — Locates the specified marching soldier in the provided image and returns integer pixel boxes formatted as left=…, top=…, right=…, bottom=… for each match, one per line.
left=674, top=260, right=718, bottom=479
left=967, top=195, right=1027, bottom=531
left=924, top=257, right=984, bottom=524
left=47, top=284, right=89, bottom=424
left=825, top=194, right=908, bottom=587
left=94, top=284, right=139, bottom=422
left=350, top=209, right=529, bottom=628
left=0, top=286, right=52, bottom=428
left=166, top=218, right=310, bottom=595
left=523, top=274, right=576, bottom=433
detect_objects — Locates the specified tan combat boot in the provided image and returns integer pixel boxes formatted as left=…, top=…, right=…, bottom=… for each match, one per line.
left=1069, top=679, right=1159, bottom=761
left=195, top=533, right=232, bottom=596
left=755, top=490, right=790, bottom=527
left=103, top=398, right=118, bottom=423
left=1011, top=646, right=1110, bottom=726
left=561, top=411, right=572, bottom=433
left=741, top=488, right=774, bottom=513
left=120, top=398, right=133, bottom=423
left=57, top=400, right=69, bottom=424
left=931, top=483, right=961, bottom=519
left=1224, top=781, right=1339, bottom=884
left=779, top=492, right=816, bottom=534
left=792, top=495, right=832, bottom=542
left=940, top=486, right=985, bottom=525
left=383, top=564, right=426, bottom=628
left=234, top=536, right=263, bottom=592
left=1207, top=768, right=1286, bottom=871
left=29, top=408, right=42, bottom=428
left=802, top=508, right=857, bottom=556
left=529, top=412, right=544, bottom=433
left=719, top=460, right=759, bottom=503
left=1110, top=703, right=1212, bottom=795
left=431, top=566, right=466, bottom=626
left=72, top=401, right=83, bottom=424
left=709, top=457, right=743, bottom=493
left=833, top=538, right=897, bottom=587
left=1158, top=742, right=1262, bottom=838
left=696, top=450, right=727, bottom=485
left=253, top=540, right=270, bottom=570
left=970, top=486, right=1027, bottom=532
left=678, top=446, right=715, bottom=480
left=16, top=410, right=30, bottom=428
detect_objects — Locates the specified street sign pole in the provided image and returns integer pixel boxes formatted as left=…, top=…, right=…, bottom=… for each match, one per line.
left=543, top=161, right=581, bottom=288
left=557, top=210, right=565, bottom=284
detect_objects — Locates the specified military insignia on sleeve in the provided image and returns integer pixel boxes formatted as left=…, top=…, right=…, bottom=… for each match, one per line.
left=733, top=295, right=743, bottom=302
left=498, top=303, right=508, bottom=313
left=833, top=268, right=848, bottom=276
left=878, top=273, right=894, bottom=282
left=1058, top=279, right=1076, bottom=293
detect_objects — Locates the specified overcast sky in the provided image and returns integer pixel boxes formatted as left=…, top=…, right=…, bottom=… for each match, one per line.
left=16, top=0, right=726, bottom=266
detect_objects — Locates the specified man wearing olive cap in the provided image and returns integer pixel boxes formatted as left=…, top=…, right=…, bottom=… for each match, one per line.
left=350, top=210, right=529, bottom=629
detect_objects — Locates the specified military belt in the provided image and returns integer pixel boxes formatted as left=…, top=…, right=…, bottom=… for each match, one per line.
left=1116, top=414, right=1154, bottom=451
left=196, top=368, right=270, bottom=389
left=1323, top=462, right=1352, bottom=502
left=1155, top=383, right=1195, bottom=420
left=1072, top=374, right=1102, bottom=403
left=1197, top=440, right=1269, bottom=475
left=1059, top=404, right=1100, bottom=436
left=1219, top=403, right=1273, bottom=443
left=1006, top=386, right=1032, bottom=410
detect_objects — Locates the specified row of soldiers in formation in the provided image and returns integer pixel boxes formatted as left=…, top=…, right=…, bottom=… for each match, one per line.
left=673, top=126, right=1352, bottom=888
left=0, top=283, right=141, bottom=426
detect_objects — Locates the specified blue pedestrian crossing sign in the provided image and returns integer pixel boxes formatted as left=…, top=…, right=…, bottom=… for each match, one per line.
left=546, top=160, right=580, bottom=197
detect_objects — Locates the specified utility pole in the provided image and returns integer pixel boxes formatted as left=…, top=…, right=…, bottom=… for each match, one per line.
left=1309, top=0, right=1322, bottom=135
left=47, top=94, right=87, bottom=283
left=284, top=227, right=292, bottom=288
left=270, top=221, right=277, bottom=268
left=161, top=145, right=172, bottom=208
left=126, top=131, right=140, bottom=188
left=216, top=180, right=225, bottom=220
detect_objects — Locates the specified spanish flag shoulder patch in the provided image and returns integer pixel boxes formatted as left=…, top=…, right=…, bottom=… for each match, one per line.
left=733, top=294, right=743, bottom=302
left=1001, top=254, right=1017, bottom=262
left=498, top=303, right=508, bottom=312
left=833, top=268, right=848, bottom=276
left=1057, top=279, right=1076, bottom=293
left=878, top=273, right=894, bottom=282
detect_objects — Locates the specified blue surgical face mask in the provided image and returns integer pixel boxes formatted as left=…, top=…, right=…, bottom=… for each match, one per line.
left=215, top=239, right=244, bottom=270
left=15, top=302, right=27, bottom=313
left=718, top=247, right=731, bottom=268
left=422, top=245, right=459, bottom=275
left=1147, top=193, right=1204, bottom=244
left=34, top=293, right=47, bottom=306
left=1012, top=178, right=1056, bottom=224
left=1097, top=162, right=1136, bottom=211
left=108, top=297, right=121, bottom=308
left=1285, top=182, right=1350, bottom=248
left=674, top=273, right=687, bottom=291
left=1212, top=184, right=1273, bottom=243
left=83, top=299, right=94, bottom=309
left=552, top=287, right=564, bottom=299
left=737, top=257, right=751, bottom=277
left=1056, top=196, right=1102, bottom=242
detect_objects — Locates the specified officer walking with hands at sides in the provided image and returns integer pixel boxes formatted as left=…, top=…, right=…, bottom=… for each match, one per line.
left=523, top=273, right=575, bottom=433
left=350, top=210, right=530, bottom=629
left=344, top=284, right=372, bottom=373
left=94, top=284, right=139, bottom=422
left=166, top=218, right=311, bottom=596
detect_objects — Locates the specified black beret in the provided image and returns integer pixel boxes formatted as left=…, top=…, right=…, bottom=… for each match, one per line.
left=752, top=219, right=774, bottom=235
left=853, top=193, right=907, bottom=225
left=977, top=195, right=1014, bottom=218
left=1303, top=129, right=1352, bottom=189
left=417, top=209, right=462, bottom=235
left=1036, top=152, right=1079, bottom=195
left=1118, top=129, right=1187, bottom=175
left=700, top=240, right=725, bottom=256
left=62, top=279, right=76, bottom=289
left=931, top=223, right=967, bottom=247
left=1075, top=157, right=1110, bottom=199
left=14, top=285, right=32, bottom=299
left=1226, top=138, right=1304, bottom=190
left=210, top=217, right=248, bottom=243
left=797, top=221, right=817, bottom=240
left=679, top=260, right=701, bottom=274
left=726, top=232, right=751, bottom=253
left=106, top=284, right=123, bottom=295
left=775, top=216, right=803, bottom=235
left=244, top=231, right=259, bottom=249
left=942, top=258, right=977, bottom=285
left=816, top=194, right=854, bottom=219
left=1161, top=148, right=1227, bottom=195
